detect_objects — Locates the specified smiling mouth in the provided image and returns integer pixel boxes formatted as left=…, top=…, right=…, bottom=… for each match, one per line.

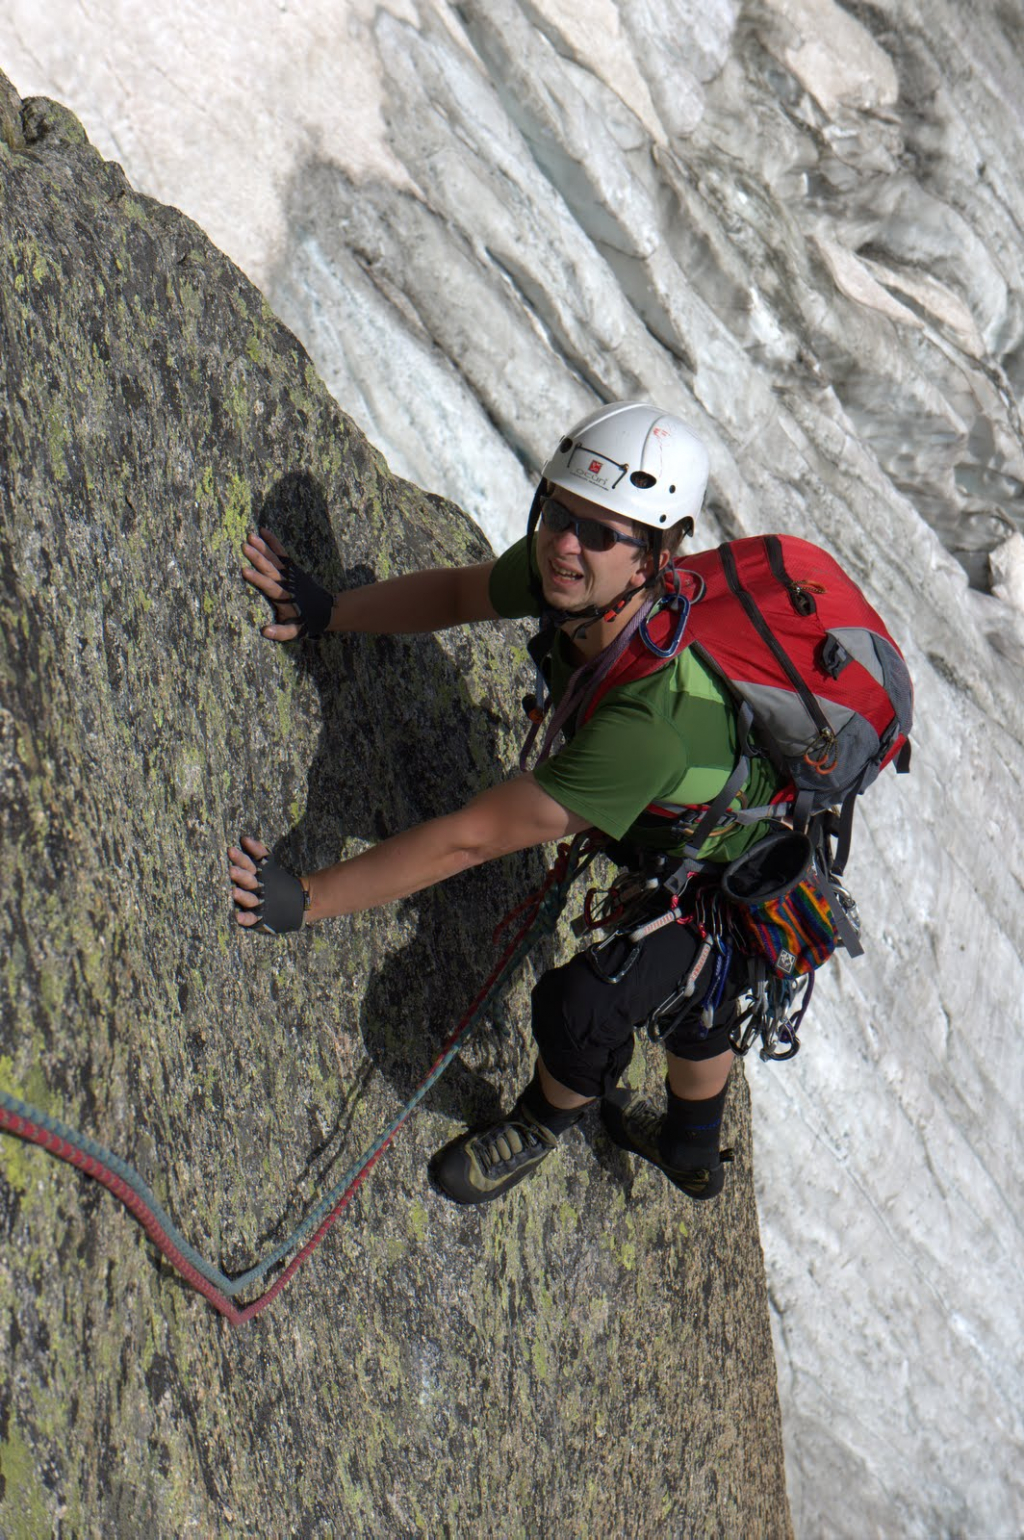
left=549, top=561, right=583, bottom=583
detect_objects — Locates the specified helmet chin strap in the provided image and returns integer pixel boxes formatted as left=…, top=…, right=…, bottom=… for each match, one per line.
left=562, top=573, right=658, bottom=641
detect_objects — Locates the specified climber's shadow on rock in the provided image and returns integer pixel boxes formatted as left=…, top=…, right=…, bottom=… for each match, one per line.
left=250, top=470, right=559, bottom=1130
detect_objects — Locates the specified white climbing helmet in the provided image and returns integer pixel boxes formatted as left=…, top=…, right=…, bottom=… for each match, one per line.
left=541, top=401, right=709, bottom=531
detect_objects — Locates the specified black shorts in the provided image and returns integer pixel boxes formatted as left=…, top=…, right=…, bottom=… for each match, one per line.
left=530, top=920, right=744, bottom=1100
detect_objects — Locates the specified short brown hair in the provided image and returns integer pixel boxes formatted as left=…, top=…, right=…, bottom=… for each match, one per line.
left=660, top=516, right=695, bottom=558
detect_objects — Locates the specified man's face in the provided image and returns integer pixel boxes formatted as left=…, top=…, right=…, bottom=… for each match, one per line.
left=534, top=487, right=653, bottom=614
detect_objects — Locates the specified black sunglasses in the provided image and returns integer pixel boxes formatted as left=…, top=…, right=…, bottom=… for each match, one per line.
left=539, top=497, right=648, bottom=553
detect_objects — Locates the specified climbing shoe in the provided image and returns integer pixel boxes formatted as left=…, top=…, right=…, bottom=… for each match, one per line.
left=431, top=1101, right=560, bottom=1206
left=601, top=1086, right=734, bottom=1201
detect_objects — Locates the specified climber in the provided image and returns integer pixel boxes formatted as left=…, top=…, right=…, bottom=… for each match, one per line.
left=229, top=402, right=777, bottom=1206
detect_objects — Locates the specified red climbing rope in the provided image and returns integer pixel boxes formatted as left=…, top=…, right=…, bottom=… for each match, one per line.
left=0, top=837, right=594, bottom=1325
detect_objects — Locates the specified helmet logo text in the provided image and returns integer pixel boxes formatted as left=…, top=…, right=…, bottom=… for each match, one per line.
left=567, top=444, right=627, bottom=492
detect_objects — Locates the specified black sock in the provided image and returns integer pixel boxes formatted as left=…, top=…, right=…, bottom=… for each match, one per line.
left=518, top=1070, right=591, bottom=1138
left=659, top=1079, right=727, bottom=1168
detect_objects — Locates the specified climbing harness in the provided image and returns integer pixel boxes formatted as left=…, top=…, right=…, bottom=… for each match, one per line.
left=566, top=819, right=849, bottom=1060
left=570, top=860, right=730, bottom=1045
left=0, top=837, right=597, bottom=1325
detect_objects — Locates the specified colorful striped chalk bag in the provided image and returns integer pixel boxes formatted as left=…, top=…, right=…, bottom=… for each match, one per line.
left=720, top=827, right=842, bottom=978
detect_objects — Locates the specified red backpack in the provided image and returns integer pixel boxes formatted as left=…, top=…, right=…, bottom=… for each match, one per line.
left=572, top=535, right=912, bottom=993
left=589, top=533, right=912, bottom=823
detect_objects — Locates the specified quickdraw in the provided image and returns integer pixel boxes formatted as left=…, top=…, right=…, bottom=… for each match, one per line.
left=628, top=893, right=690, bottom=944
left=730, top=967, right=814, bottom=1061
left=573, top=851, right=817, bottom=1060
left=700, top=936, right=734, bottom=1032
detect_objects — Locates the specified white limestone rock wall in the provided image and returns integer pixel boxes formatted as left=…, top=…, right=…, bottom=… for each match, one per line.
left=3, top=2, right=1022, bottom=1533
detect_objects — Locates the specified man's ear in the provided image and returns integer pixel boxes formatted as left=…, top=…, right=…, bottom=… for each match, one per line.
left=630, top=545, right=665, bottom=587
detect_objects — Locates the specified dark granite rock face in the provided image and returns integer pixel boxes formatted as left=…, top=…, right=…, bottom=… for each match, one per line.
left=0, top=71, right=790, bottom=1536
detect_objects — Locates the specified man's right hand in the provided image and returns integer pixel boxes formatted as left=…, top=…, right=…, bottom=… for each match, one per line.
left=242, top=531, right=499, bottom=642
left=241, top=528, right=334, bottom=641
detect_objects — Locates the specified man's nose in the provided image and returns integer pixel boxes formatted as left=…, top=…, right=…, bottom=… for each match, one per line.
left=553, top=520, right=582, bottom=554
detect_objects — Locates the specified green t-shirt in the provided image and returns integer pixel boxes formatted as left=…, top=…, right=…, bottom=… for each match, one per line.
left=489, top=538, right=782, bottom=862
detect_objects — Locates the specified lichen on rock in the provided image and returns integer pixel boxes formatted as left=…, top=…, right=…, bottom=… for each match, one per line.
left=0, top=73, right=790, bottom=1535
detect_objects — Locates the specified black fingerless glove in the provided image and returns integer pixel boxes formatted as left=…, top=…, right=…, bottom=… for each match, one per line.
left=256, top=857, right=309, bottom=934
left=280, top=559, right=334, bottom=639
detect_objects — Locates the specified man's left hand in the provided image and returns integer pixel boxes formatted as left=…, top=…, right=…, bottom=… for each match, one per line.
left=228, top=837, right=308, bottom=932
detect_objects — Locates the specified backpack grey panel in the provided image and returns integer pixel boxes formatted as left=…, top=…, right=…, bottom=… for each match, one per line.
left=791, top=707, right=886, bottom=798
left=828, top=627, right=885, bottom=684
left=733, top=680, right=859, bottom=755
left=733, top=680, right=883, bottom=800
left=829, top=627, right=912, bottom=733
left=872, top=634, right=914, bottom=732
